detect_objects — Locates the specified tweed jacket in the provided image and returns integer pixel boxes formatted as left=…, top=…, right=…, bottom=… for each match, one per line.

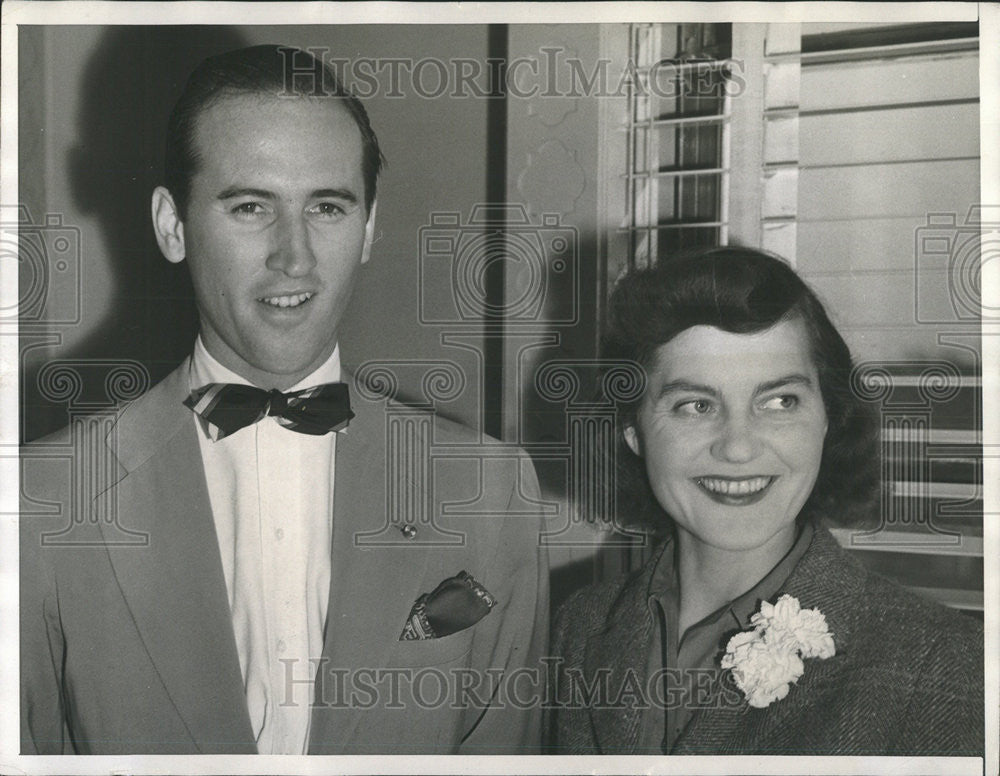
left=20, top=360, right=549, bottom=755
left=548, top=526, right=984, bottom=756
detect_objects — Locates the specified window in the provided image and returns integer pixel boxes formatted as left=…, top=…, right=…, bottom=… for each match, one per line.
left=624, top=23, right=733, bottom=267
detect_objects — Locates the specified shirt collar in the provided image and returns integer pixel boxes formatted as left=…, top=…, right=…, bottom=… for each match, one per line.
left=189, top=335, right=342, bottom=392
left=647, top=520, right=816, bottom=632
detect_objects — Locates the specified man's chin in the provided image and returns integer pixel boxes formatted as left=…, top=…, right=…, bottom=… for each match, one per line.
left=235, top=344, right=337, bottom=388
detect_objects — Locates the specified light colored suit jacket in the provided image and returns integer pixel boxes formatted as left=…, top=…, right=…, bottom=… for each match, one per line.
left=21, top=360, right=549, bottom=755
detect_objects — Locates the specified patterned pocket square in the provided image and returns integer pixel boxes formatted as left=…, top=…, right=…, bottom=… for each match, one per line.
left=399, top=570, right=497, bottom=640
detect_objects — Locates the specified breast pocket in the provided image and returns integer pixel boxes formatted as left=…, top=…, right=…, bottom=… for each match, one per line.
left=389, top=625, right=477, bottom=668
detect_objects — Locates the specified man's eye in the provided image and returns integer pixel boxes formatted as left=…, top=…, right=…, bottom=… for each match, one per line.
left=230, top=202, right=266, bottom=218
left=761, top=394, right=799, bottom=411
left=311, top=202, right=346, bottom=217
left=675, top=399, right=714, bottom=416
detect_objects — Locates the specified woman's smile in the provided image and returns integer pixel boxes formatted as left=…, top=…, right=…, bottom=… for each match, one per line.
left=695, top=475, right=776, bottom=505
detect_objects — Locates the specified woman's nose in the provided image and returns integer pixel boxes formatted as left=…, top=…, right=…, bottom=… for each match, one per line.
left=710, top=413, right=761, bottom=463
left=266, top=215, right=317, bottom=277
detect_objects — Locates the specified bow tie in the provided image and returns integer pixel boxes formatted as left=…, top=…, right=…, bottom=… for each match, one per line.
left=184, top=382, right=354, bottom=441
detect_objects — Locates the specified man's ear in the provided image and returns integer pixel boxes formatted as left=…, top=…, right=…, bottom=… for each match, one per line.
left=360, top=200, right=378, bottom=265
left=151, top=186, right=186, bottom=264
left=623, top=424, right=642, bottom=457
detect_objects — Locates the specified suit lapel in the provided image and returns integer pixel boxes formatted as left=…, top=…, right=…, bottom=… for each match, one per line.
left=308, top=383, right=432, bottom=753
left=97, top=362, right=255, bottom=752
left=674, top=527, right=860, bottom=753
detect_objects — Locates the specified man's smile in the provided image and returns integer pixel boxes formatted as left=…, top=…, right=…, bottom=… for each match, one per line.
left=258, top=291, right=315, bottom=308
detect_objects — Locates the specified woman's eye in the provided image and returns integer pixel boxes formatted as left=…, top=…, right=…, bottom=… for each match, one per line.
left=761, top=394, right=799, bottom=411
left=676, top=399, right=714, bottom=416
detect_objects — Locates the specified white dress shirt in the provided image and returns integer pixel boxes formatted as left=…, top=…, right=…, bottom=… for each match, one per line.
left=189, top=336, right=339, bottom=754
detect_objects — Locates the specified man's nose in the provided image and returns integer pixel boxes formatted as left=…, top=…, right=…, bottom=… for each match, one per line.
left=710, top=412, right=761, bottom=463
left=266, top=215, right=317, bottom=277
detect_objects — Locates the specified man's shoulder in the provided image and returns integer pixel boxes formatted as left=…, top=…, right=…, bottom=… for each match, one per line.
left=20, top=360, right=191, bottom=503
left=23, top=360, right=189, bottom=447
left=362, top=393, right=500, bottom=445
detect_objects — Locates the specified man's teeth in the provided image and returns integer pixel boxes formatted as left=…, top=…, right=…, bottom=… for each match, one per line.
left=699, top=476, right=772, bottom=496
left=261, top=292, right=312, bottom=308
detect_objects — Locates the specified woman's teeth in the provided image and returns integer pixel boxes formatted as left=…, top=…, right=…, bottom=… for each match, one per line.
left=260, top=292, right=313, bottom=308
left=698, top=476, right=772, bottom=496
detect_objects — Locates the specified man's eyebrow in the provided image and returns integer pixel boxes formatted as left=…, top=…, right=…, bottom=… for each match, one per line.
left=217, top=187, right=275, bottom=201
left=311, top=188, right=358, bottom=204
left=215, top=187, right=359, bottom=204
left=755, top=374, right=816, bottom=394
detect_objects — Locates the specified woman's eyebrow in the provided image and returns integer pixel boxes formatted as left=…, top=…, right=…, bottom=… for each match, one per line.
left=655, top=380, right=720, bottom=399
left=754, top=374, right=816, bottom=394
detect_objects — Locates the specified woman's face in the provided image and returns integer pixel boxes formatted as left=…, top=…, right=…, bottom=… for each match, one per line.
left=625, top=317, right=828, bottom=559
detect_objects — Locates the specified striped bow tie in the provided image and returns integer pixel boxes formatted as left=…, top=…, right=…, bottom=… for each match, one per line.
left=184, top=382, right=354, bottom=441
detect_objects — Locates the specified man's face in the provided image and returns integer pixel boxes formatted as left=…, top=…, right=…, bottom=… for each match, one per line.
left=177, top=93, right=373, bottom=388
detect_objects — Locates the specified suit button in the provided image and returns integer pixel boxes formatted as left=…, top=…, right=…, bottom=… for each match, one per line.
left=277, top=639, right=286, bottom=653
left=275, top=528, right=285, bottom=540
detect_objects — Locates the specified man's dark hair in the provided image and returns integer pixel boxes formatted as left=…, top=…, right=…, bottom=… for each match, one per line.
left=594, top=245, right=880, bottom=535
left=164, top=44, right=384, bottom=220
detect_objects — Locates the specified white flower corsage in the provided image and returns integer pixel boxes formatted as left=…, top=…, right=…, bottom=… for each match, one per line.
left=720, top=594, right=835, bottom=708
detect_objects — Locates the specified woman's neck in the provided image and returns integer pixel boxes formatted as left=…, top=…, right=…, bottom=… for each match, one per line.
left=675, top=525, right=797, bottom=634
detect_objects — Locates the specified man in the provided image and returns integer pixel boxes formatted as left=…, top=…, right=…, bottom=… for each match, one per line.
left=20, top=45, right=548, bottom=755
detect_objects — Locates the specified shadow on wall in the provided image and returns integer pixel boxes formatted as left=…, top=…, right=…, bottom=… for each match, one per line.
left=23, top=26, right=250, bottom=442
left=516, top=226, right=646, bottom=609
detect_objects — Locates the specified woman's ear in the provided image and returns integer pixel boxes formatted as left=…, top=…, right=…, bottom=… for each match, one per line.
left=623, top=424, right=642, bottom=457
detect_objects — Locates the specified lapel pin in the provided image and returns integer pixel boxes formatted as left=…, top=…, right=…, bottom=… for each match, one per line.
left=400, top=524, right=417, bottom=539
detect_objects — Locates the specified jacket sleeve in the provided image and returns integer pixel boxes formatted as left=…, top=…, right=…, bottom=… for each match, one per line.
left=20, top=472, right=72, bottom=755
left=455, top=453, right=550, bottom=754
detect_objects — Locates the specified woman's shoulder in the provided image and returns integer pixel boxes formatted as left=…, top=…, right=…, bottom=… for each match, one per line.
left=803, top=527, right=982, bottom=669
left=852, top=558, right=983, bottom=659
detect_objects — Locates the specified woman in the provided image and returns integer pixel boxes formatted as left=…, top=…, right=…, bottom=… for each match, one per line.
left=547, top=247, right=983, bottom=756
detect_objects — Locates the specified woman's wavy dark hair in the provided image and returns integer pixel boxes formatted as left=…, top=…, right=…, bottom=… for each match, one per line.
left=594, top=246, right=880, bottom=536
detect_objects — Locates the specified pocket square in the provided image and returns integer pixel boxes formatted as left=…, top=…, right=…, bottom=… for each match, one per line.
left=399, top=570, right=497, bottom=641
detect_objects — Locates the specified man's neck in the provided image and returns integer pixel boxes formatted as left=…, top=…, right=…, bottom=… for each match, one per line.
left=191, top=335, right=342, bottom=392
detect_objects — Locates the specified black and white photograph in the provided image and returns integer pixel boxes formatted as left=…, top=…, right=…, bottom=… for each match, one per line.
left=1, top=2, right=996, bottom=774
